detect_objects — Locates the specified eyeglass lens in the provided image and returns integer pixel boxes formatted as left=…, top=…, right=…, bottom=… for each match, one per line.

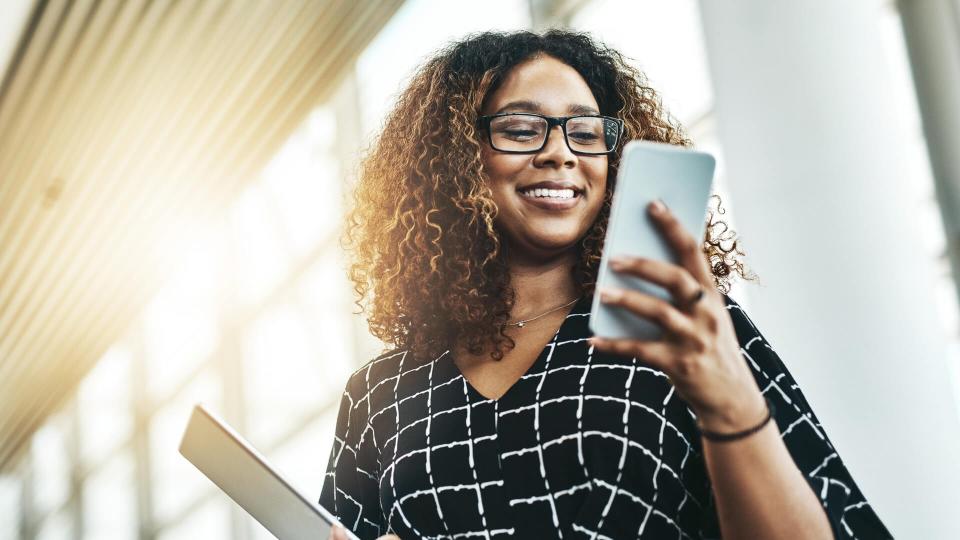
left=488, top=115, right=618, bottom=154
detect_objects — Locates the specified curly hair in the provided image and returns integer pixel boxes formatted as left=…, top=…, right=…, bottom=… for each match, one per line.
left=343, top=29, right=758, bottom=364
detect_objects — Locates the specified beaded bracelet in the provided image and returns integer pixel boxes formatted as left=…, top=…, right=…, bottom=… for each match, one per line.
left=697, top=397, right=776, bottom=442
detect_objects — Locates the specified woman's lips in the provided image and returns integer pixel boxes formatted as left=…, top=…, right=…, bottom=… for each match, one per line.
left=517, top=191, right=581, bottom=210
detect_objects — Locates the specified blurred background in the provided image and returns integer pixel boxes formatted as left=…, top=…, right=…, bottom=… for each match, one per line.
left=1, top=0, right=958, bottom=538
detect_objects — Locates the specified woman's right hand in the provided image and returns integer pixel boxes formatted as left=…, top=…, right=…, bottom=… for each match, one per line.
left=330, top=524, right=400, bottom=540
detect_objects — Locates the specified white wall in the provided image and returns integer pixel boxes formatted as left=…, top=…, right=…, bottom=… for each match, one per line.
left=697, top=0, right=960, bottom=537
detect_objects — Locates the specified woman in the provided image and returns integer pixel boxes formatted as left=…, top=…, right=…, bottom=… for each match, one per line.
left=321, top=30, right=890, bottom=539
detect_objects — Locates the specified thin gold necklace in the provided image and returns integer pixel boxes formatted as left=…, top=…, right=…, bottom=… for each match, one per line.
left=505, top=296, right=580, bottom=328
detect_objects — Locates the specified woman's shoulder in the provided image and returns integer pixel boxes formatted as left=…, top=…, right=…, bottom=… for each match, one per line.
left=341, top=347, right=447, bottom=405
left=720, top=292, right=787, bottom=366
left=720, top=292, right=764, bottom=344
left=343, top=348, right=408, bottom=393
left=719, top=292, right=804, bottom=399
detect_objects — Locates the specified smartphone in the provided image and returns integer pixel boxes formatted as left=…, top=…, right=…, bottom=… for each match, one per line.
left=589, top=140, right=716, bottom=340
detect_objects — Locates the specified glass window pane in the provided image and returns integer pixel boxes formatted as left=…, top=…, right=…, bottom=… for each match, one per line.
left=35, top=507, right=73, bottom=540
left=572, top=0, right=714, bottom=126
left=356, top=0, right=530, bottom=138
left=144, top=237, right=223, bottom=400
left=230, top=183, right=293, bottom=307
left=296, top=255, right=357, bottom=383
left=299, top=251, right=385, bottom=369
left=262, top=107, right=341, bottom=258
left=30, top=419, right=70, bottom=516
left=82, top=449, right=136, bottom=539
left=0, top=475, right=21, bottom=539
left=77, top=345, right=134, bottom=467
left=296, top=252, right=348, bottom=311
left=150, top=368, right=222, bottom=524
left=155, top=494, right=230, bottom=540
left=243, top=300, right=346, bottom=447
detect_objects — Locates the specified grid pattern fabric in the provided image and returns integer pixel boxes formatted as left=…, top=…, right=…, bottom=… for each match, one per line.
left=320, top=294, right=891, bottom=539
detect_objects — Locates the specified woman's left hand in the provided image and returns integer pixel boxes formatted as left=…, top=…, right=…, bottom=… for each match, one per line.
left=587, top=199, right=767, bottom=434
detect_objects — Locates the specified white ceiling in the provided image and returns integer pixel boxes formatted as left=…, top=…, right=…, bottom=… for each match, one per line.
left=0, top=0, right=404, bottom=471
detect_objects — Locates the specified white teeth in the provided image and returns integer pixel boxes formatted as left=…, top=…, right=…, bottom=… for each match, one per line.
left=520, top=188, right=577, bottom=199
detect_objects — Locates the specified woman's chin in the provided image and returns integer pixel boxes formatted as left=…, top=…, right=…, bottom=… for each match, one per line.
left=508, top=232, right=583, bottom=259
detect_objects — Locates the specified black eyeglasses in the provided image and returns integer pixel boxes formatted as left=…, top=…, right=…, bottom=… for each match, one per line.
left=476, top=113, right=624, bottom=155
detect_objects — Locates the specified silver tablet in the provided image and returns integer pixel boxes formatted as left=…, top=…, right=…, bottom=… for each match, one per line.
left=590, top=140, right=716, bottom=340
left=179, top=404, right=359, bottom=540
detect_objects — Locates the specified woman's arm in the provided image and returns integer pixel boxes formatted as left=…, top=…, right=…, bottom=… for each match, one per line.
left=320, top=369, right=389, bottom=539
left=698, top=395, right=832, bottom=539
left=587, top=200, right=850, bottom=539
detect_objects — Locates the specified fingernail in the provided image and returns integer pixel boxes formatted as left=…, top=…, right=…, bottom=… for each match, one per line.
left=609, top=257, right=626, bottom=270
left=649, top=199, right=666, bottom=215
left=599, top=288, right=622, bottom=302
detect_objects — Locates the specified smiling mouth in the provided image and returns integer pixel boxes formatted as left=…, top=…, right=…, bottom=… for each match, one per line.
left=515, top=187, right=582, bottom=211
left=517, top=187, right=581, bottom=200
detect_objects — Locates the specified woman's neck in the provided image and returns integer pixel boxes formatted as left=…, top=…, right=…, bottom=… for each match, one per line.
left=506, top=250, right=580, bottom=320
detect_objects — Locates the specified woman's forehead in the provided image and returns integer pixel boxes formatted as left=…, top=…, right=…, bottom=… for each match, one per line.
left=484, top=56, right=599, bottom=114
left=491, top=99, right=599, bottom=116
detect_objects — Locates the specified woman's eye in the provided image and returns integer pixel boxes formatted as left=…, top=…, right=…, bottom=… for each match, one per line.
left=569, top=131, right=600, bottom=141
left=501, top=129, right=539, bottom=140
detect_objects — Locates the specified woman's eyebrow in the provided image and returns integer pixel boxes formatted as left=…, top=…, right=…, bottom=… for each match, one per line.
left=494, top=100, right=600, bottom=115
left=568, top=104, right=600, bottom=115
left=495, top=100, right=542, bottom=113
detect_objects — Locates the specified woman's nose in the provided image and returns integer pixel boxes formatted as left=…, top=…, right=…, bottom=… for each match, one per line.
left=533, top=124, right=577, bottom=168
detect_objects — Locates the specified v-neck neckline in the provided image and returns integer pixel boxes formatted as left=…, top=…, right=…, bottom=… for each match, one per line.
left=454, top=295, right=591, bottom=403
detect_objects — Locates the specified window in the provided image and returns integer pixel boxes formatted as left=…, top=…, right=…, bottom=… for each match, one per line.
left=30, top=421, right=71, bottom=517
left=356, top=0, right=530, bottom=139
left=261, top=107, right=342, bottom=258
left=77, top=346, right=134, bottom=468
left=155, top=496, right=229, bottom=540
left=36, top=507, right=73, bottom=540
left=0, top=475, right=21, bottom=538
left=143, top=243, right=222, bottom=401
left=149, top=368, right=222, bottom=525
left=82, top=450, right=136, bottom=539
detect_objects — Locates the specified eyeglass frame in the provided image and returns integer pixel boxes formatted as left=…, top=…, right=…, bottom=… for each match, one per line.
left=475, top=112, right=625, bottom=155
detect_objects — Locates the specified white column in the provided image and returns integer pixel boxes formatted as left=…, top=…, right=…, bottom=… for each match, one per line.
left=696, top=1, right=960, bottom=537
left=898, top=0, right=960, bottom=313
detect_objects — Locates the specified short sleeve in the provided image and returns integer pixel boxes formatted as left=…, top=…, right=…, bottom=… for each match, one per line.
left=715, top=294, right=892, bottom=539
left=319, top=369, right=386, bottom=539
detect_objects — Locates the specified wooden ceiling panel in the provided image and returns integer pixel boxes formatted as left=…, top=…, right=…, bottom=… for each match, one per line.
left=0, top=0, right=403, bottom=470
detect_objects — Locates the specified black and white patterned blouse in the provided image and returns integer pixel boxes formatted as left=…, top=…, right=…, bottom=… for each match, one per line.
left=319, top=294, right=890, bottom=539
